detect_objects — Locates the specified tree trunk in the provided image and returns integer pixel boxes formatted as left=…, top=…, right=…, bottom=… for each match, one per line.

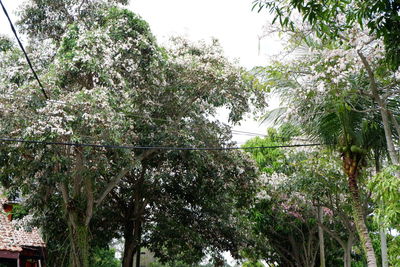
left=317, top=206, right=325, bottom=267
left=288, top=235, right=303, bottom=267
left=122, top=170, right=145, bottom=267
left=122, top=241, right=136, bottom=267
left=357, top=51, right=399, bottom=166
left=342, top=153, right=377, bottom=266
left=348, top=168, right=377, bottom=267
left=344, top=232, right=354, bottom=267
left=122, top=220, right=136, bottom=267
left=122, top=221, right=142, bottom=267
left=67, top=212, right=90, bottom=267
left=343, top=248, right=351, bottom=267
left=374, top=152, right=389, bottom=267
left=380, top=228, right=388, bottom=267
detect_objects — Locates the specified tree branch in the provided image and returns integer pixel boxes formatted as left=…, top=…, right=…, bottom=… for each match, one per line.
left=357, top=50, right=399, bottom=165
left=95, top=149, right=156, bottom=207
left=318, top=222, right=345, bottom=248
left=85, top=176, right=94, bottom=226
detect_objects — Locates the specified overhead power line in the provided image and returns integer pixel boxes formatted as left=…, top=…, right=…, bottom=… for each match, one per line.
left=0, top=137, right=325, bottom=151
left=0, top=0, right=49, bottom=99
left=231, top=130, right=267, bottom=137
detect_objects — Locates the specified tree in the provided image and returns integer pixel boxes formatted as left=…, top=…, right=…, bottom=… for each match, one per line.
left=293, top=150, right=360, bottom=267
left=1, top=3, right=266, bottom=267
left=254, top=0, right=400, bottom=176
left=243, top=127, right=367, bottom=266
left=253, top=13, right=400, bottom=263
left=144, top=149, right=259, bottom=265
left=253, top=0, right=400, bottom=70
left=0, top=7, right=163, bottom=266
left=242, top=127, right=321, bottom=267
left=17, top=0, right=129, bottom=43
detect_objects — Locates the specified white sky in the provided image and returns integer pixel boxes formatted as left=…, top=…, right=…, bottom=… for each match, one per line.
left=0, top=0, right=283, bottom=144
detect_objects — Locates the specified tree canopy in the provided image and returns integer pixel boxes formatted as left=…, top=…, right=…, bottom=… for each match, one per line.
left=0, top=1, right=265, bottom=267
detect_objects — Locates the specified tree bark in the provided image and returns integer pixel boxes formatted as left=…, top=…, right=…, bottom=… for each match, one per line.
left=317, top=206, right=325, bottom=267
left=344, top=154, right=377, bottom=266
left=344, top=232, right=354, bottom=267
left=374, top=152, right=389, bottom=267
left=122, top=168, right=146, bottom=267
left=357, top=50, right=399, bottom=166
left=380, top=228, right=388, bottom=267
left=68, top=218, right=90, bottom=267
left=122, top=219, right=137, bottom=267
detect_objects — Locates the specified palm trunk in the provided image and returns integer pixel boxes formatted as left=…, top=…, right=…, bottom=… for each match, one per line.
left=344, top=154, right=377, bottom=266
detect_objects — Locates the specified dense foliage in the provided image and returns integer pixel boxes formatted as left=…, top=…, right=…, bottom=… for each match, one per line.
left=0, top=1, right=265, bottom=267
left=253, top=0, right=400, bottom=69
left=0, top=1, right=398, bottom=267
left=251, top=2, right=400, bottom=265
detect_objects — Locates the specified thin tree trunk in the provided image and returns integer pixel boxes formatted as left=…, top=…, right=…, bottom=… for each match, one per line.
left=289, top=235, right=302, bottom=267
left=357, top=50, right=399, bottom=166
left=136, top=244, right=141, bottom=267
left=348, top=178, right=376, bottom=266
left=389, top=111, right=400, bottom=142
left=344, top=232, right=354, bottom=267
left=380, top=228, right=388, bottom=267
left=318, top=222, right=354, bottom=267
left=374, top=152, right=389, bottom=267
left=317, top=206, right=325, bottom=267
left=343, top=245, right=351, bottom=267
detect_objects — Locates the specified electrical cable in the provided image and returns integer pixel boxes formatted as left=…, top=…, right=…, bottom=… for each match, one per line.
left=0, top=94, right=313, bottom=143
left=231, top=130, right=266, bottom=136
left=0, top=0, right=49, bottom=99
left=0, top=137, right=325, bottom=151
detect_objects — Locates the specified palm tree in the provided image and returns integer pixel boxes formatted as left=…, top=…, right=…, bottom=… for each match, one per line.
left=304, top=98, right=387, bottom=266
left=262, top=71, right=386, bottom=265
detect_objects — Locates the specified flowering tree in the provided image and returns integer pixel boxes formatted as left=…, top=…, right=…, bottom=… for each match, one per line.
left=243, top=127, right=361, bottom=266
left=0, top=3, right=265, bottom=267
left=255, top=0, right=400, bottom=171
left=243, top=134, right=321, bottom=266
left=253, top=0, right=400, bottom=69
left=254, top=7, right=400, bottom=266
left=254, top=18, right=400, bottom=264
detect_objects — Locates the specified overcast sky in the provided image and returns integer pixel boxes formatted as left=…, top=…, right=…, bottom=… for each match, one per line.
left=0, top=0, right=282, bottom=144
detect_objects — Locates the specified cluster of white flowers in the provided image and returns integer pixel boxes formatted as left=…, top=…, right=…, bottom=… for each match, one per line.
left=395, top=68, right=400, bottom=81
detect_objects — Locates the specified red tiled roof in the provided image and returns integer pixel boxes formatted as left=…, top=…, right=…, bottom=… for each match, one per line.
left=0, top=198, right=46, bottom=252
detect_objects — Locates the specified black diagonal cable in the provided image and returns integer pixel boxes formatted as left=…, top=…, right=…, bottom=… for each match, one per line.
left=0, top=0, right=49, bottom=99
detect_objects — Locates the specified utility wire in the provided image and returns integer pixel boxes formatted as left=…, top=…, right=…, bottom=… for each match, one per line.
left=0, top=137, right=325, bottom=151
left=0, top=94, right=311, bottom=142
left=0, top=0, right=49, bottom=99
left=231, top=130, right=267, bottom=136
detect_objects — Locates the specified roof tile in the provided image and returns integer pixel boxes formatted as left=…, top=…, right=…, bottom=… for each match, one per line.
left=0, top=198, right=45, bottom=252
